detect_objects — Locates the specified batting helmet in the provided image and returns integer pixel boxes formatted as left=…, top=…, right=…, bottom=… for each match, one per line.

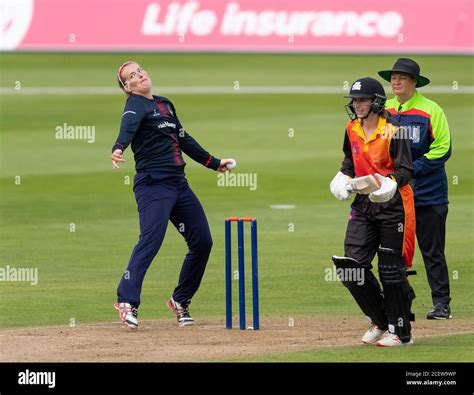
left=345, top=77, right=387, bottom=120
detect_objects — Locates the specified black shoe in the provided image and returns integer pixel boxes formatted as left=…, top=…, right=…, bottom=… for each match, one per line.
left=427, top=303, right=452, bottom=320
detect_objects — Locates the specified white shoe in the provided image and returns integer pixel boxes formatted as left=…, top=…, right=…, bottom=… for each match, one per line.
left=114, top=302, right=138, bottom=329
left=362, top=324, right=386, bottom=345
left=167, top=297, right=194, bottom=327
left=376, top=333, right=413, bottom=347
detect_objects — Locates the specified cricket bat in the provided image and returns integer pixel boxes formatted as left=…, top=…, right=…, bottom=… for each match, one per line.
left=346, top=175, right=381, bottom=194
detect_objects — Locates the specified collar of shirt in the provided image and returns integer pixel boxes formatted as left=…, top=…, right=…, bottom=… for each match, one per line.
left=392, top=89, right=422, bottom=112
left=351, top=116, right=389, bottom=143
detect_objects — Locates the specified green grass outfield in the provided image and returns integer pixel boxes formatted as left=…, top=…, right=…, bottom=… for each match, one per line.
left=228, top=333, right=474, bottom=362
left=0, top=54, right=473, bottom=361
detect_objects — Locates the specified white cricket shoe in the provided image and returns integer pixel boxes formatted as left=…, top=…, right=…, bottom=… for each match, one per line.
left=376, top=333, right=413, bottom=347
left=167, top=297, right=194, bottom=327
left=362, top=324, right=386, bottom=345
left=114, top=302, right=138, bottom=329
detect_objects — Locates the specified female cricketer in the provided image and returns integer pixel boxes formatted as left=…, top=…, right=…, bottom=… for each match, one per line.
left=330, top=77, right=416, bottom=347
left=111, top=61, right=235, bottom=329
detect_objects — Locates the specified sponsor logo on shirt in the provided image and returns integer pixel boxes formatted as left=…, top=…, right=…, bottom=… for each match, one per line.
left=157, top=121, right=176, bottom=129
left=412, top=126, right=420, bottom=143
left=351, top=141, right=360, bottom=155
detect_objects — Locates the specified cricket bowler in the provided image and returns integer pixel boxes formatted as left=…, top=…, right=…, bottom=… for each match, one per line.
left=111, top=61, right=235, bottom=329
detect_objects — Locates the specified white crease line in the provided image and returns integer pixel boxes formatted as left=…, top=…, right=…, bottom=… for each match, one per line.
left=0, top=85, right=473, bottom=95
left=270, top=204, right=297, bottom=209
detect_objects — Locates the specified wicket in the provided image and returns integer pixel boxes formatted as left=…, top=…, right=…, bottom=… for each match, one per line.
left=225, top=217, right=260, bottom=330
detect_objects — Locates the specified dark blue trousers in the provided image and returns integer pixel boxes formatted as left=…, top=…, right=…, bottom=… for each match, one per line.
left=416, top=204, right=451, bottom=305
left=117, top=173, right=213, bottom=307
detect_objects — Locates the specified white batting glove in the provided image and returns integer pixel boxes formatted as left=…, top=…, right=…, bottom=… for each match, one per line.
left=330, top=172, right=352, bottom=201
left=347, top=175, right=381, bottom=194
left=369, top=173, right=398, bottom=203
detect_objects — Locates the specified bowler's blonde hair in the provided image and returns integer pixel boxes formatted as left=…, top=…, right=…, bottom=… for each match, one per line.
left=117, top=60, right=136, bottom=96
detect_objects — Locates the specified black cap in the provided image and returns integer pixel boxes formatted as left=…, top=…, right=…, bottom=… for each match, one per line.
left=344, top=77, right=386, bottom=99
left=378, top=58, right=430, bottom=87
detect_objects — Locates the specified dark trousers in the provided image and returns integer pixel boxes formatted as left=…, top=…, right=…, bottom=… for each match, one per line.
left=117, top=174, right=213, bottom=307
left=416, top=204, right=451, bottom=305
left=344, top=189, right=415, bottom=268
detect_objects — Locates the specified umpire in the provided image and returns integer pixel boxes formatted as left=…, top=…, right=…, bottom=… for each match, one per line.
left=378, top=58, right=453, bottom=319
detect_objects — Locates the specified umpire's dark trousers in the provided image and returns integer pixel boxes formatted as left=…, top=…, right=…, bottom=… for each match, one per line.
left=416, top=204, right=451, bottom=305
left=117, top=173, right=213, bottom=307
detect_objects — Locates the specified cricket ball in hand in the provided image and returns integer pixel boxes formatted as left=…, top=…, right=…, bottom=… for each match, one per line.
left=225, top=159, right=237, bottom=170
